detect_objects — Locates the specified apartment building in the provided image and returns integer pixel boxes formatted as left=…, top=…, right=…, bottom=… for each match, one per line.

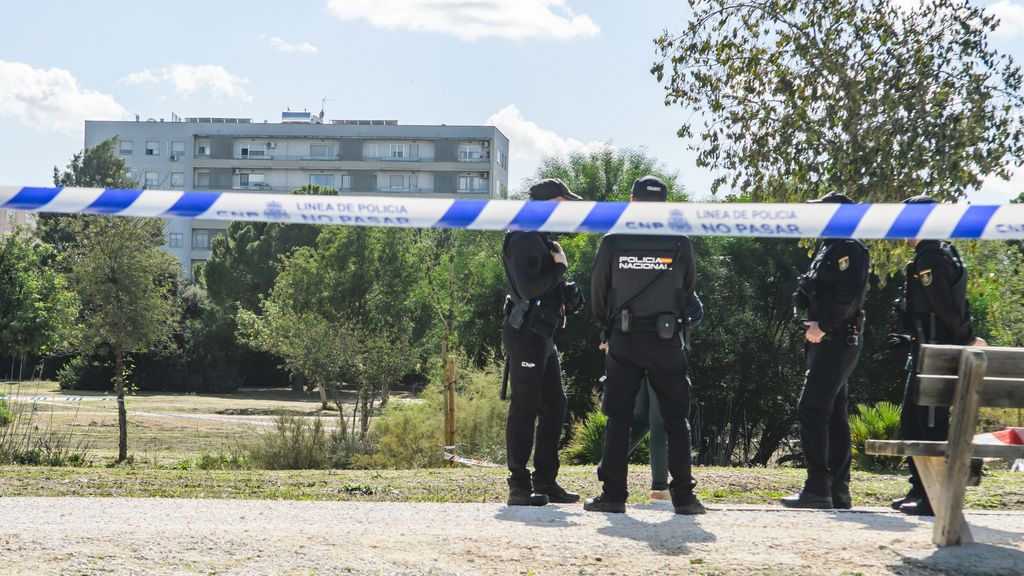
left=84, top=112, right=510, bottom=279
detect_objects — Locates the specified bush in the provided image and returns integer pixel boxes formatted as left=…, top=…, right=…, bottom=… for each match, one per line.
left=354, top=356, right=508, bottom=469
left=247, top=414, right=336, bottom=469
left=850, top=402, right=903, bottom=472
left=563, top=407, right=650, bottom=465
left=0, top=402, right=92, bottom=466
left=55, top=355, right=114, bottom=391
left=0, top=399, right=12, bottom=427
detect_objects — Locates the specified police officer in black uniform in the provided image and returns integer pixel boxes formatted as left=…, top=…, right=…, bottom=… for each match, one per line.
left=781, top=191, right=870, bottom=510
left=501, top=178, right=583, bottom=506
left=890, top=194, right=986, bottom=516
left=584, top=175, right=705, bottom=515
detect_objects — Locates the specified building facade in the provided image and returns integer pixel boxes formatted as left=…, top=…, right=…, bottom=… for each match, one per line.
left=84, top=114, right=510, bottom=279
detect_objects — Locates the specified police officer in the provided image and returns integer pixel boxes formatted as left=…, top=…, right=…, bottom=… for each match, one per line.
left=501, top=178, right=583, bottom=506
left=890, top=195, right=986, bottom=516
left=585, top=175, right=704, bottom=515
left=781, top=191, right=870, bottom=510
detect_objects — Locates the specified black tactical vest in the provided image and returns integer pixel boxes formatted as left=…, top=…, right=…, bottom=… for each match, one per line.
left=608, top=234, right=687, bottom=319
left=805, top=239, right=868, bottom=323
left=903, top=242, right=969, bottom=342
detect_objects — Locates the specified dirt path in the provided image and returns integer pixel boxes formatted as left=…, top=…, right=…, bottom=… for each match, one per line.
left=1, top=498, right=1022, bottom=575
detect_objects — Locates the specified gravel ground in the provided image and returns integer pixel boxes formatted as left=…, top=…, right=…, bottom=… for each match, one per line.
left=0, top=498, right=1022, bottom=576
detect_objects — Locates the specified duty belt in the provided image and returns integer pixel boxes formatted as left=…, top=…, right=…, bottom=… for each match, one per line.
left=611, top=313, right=676, bottom=333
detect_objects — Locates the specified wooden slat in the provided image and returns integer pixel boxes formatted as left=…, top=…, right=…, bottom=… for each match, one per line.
left=914, top=456, right=973, bottom=546
left=919, top=345, right=1024, bottom=378
left=865, top=440, right=1024, bottom=460
left=916, top=376, right=1024, bottom=408
left=934, top=348, right=986, bottom=547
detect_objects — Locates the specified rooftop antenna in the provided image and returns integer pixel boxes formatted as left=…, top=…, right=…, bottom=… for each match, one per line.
left=320, top=96, right=334, bottom=120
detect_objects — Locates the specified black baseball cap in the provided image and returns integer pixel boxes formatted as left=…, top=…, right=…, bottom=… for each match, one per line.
left=806, top=191, right=856, bottom=204
left=902, top=195, right=938, bottom=205
left=631, top=175, right=668, bottom=202
left=528, top=178, right=581, bottom=201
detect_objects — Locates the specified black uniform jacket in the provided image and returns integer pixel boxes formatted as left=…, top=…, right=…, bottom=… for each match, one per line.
left=906, top=240, right=975, bottom=345
left=503, top=231, right=566, bottom=301
left=806, top=239, right=870, bottom=335
left=590, top=233, right=696, bottom=328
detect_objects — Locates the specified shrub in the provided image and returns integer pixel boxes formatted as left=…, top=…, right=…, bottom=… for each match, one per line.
left=247, top=414, right=335, bottom=469
left=563, top=407, right=650, bottom=465
left=55, top=355, right=115, bottom=391
left=0, top=399, right=12, bottom=427
left=850, top=402, right=903, bottom=472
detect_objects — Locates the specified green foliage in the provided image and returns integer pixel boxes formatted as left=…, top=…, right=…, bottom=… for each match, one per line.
left=55, top=355, right=114, bottom=391
left=246, top=414, right=337, bottom=470
left=525, top=146, right=685, bottom=201
left=962, top=241, right=1024, bottom=347
left=850, top=402, right=903, bottom=472
left=0, top=228, right=80, bottom=360
left=563, top=408, right=649, bottom=465
left=163, top=452, right=251, bottom=471
left=0, top=399, right=12, bottom=427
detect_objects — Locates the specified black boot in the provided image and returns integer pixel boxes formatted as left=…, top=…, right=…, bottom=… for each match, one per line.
left=534, top=482, right=580, bottom=504
left=583, top=494, right=625, bottom=513
left=832, top=491, right=852, bottom=510
left=507, top=486, right=548, bottom=507
left=900, top=498, right=934, bottom=516
left=780, top=491, right=833, bottom=509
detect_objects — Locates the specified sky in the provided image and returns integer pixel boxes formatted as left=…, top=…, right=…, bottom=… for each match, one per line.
left=1, top=0, right=1023, bottom=202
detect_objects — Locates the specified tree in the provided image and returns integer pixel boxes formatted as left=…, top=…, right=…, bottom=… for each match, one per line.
left=0, top=228, right=79, bottom=378
left=526, top=146, right=685, bottom=201
left=68, top=216, right=180, bottom=461
left=654, top=0, right=1024, bottom=203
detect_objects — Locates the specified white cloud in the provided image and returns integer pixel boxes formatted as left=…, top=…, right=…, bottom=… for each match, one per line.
left=973, top=168, right=1024, bottom=203
left=258, top=35, right=318, bottom=53
left=0, top=60, right=128, bottom=134
left=487, top=104, right=607, bottom=187
left=120, top=65, right=252, bottom=101
left=987, top=0, right=1024, bottom=38
left=325, top=0, right=599, bottom=41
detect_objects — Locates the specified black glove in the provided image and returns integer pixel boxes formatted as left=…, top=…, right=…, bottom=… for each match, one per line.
left=887, top=333, right=913, bottom=364
left=562, top=281, right=584, bottom=315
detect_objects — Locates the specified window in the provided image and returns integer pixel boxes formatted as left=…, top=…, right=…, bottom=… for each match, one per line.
left=240, top=173, right=267, bottom=189
left=144, top=171, right=160, bottom=188
left=498, top=151, right=508, bottom=169
left=240, top=144, right=265, bottom=157
left=197, top=141, right=211, bottom=156
left=171, top=141, right=185, bottom=157
left=196, top=170, right=210, bottom=187
left=341, top=174, right=352, bottom=190
left=390, top=143, right=406, bottom=159
left=119, top=140, right=133, bottom=155
left=459, top=175, right=488, bottom=192
left=168, top=232, right=184, bottom=248
left=170, top=172, right=184, bottom=188
left=363, top=143, right=379, bottom=159
left=409, top=175, right=418, bottom=191
left=389, top=175, right=405, bottom=189
left=192, top=230, right=210, bottom=250
left=146, top=141, right=159, bottom=156
left=458, top=144, right=483, bottom=161
left=309, top=144, right=332, bottom=159
left=309, top=174, right=334, bottom=188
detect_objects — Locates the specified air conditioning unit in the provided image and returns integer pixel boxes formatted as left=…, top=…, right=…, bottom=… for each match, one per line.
left=479, top=172, right=487, bottom=178
left=169, top=154, right=178, bottom=161
left=267, top=142, right=276, bottom=149
left=233, top=168, right=241, bottom=174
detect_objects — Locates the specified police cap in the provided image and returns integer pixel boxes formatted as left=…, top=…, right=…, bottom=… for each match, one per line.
left=528, top=178, right=582, bottom=201
left=806, top=191, right=856, bottom=204
left=901, top=195, right=938, bottom=205
left=631, top=175, right=669, bottom=202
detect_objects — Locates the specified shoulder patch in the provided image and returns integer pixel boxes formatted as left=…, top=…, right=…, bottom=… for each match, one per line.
left=838, top=255, right=850, bottom=271
left=919, top=268, right=933, bottom=286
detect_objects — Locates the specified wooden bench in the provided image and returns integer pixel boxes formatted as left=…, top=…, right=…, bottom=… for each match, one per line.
left=866, top=344, right=1024, bottom=547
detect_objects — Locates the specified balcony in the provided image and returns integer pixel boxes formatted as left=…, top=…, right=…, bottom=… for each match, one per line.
left=361, top=155, right=435, bottom=162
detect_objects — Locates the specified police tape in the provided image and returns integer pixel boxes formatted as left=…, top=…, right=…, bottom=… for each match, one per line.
left=2, top=185, right=1024, bottom=239
left=0, top=395, right=117, bottom=402
left=443, top=446, right=501, bottom=468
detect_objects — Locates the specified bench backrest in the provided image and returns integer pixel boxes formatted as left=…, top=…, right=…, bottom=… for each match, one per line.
left=916, top=345, right=1024, bottom=408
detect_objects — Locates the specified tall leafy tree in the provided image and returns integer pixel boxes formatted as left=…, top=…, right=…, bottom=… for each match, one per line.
left=69, top=216, right=180, bottom=461
left=0, top=228, right=79, bottom=377
left=654, top=0, right=1024, bottom=202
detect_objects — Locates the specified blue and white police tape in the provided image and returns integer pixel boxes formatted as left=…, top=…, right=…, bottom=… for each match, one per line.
left=2, top=185, right=1023, bottom=239
left=0, top=395, right=117, bottom=402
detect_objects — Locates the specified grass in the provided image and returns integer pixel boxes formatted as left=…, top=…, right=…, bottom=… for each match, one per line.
left=1, top=464, right=1022, bottom=509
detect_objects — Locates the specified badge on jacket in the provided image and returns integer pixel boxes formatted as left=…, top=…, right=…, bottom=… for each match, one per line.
left=919, top=268, right=933, bottom=286
left=838, top=256, right=849, bottom=271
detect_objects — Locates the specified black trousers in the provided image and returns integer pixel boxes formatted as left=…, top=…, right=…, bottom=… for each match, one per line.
left=503, top=326, right=567, bottom=490
left=798, top=334, right=863, bottom=497
left=900, top=366, right=950, bottom=499
left=597, top=330, right=695, bottom=505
